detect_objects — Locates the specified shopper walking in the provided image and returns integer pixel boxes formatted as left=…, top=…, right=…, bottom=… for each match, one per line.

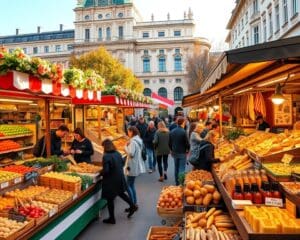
left=153, top=121, right=170, bottom=182
left=144, top=121, right=156, bottom=173
left=101, top=139, right=137, bottom=224
left=136, top=116, right=148, bottom=140
left=169, top=117, right=190, bottom=185
left=124, top=126, right=146, bottom=207
left=70, top=128, right=94, bottom=163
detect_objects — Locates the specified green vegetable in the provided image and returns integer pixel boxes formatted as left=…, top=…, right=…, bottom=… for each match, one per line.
left=225, top=128, right=245, bottom=140
left=67, top=172, right=93, bottom=190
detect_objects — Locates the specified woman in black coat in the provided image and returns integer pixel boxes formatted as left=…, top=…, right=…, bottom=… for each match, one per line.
left=101, top=139, right=137, bottom=224
left=194, top=130, right=220, bottom=172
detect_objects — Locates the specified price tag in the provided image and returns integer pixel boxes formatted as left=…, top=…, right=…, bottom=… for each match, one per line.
left=49, top=208, right=58, bottom=218
left=1, top=181, right=9, bottom=189
left=86, top=184, right=89, bottom=190
left=195, top=206, right=207, bottom=212
left=281, top=154, right=294, bottom=165
left=73, top=193, right=78, bottom=200
left=286, top=198, right=296, bottom=218
left=48, top=166, right=52, bottom=171
left=14, top=177, right=22, bottom=184
left=265, top=197, right=283, bottom=207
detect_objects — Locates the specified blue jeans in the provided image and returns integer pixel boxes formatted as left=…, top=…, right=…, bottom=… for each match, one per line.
left=127, top=176, right=137, bottom=204
left=173, top=154, right=186, bottom=185
left=146, top=148, right=155, bottom=170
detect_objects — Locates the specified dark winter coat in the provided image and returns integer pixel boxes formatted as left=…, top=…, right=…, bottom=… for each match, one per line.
left=143, top=127, right=156, bottom=149
left=102, top=150, right=128, bottom=199
left=136, top=122, right=148, bottom=140
left=194, top=140, right=219, bottom=171
left=70, top=138, right=94, bottom=163
left=169, top=126, right=190, bottom=156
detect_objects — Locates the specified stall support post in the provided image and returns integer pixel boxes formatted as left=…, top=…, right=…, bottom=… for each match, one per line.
left=97, top=106, right=102, bottom=142
left=218, top=96, right=223, bottom=136
left=45, top=98, right=51, bottom=157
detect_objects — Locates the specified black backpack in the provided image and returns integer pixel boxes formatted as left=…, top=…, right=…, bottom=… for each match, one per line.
left=188, top=143, right=210, bottom=166
left=133, top=139, right=147, bottom=161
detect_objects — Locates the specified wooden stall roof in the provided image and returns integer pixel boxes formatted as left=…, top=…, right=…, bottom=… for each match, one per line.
left=182, top=36, right=300, bottom=107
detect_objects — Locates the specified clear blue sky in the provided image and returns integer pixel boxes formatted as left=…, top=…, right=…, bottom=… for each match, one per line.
left=0, top=0, right=235, bottom=50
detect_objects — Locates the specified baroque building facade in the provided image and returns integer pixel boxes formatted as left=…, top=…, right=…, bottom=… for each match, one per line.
left=0, top=0, right=211, bottom=113
left=226, top=0, right=299, bottom=49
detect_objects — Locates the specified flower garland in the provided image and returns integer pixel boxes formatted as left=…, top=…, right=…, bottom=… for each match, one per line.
left=102, top=85, right=153, bottom=104
left=0, top=47, right=63, bottom=82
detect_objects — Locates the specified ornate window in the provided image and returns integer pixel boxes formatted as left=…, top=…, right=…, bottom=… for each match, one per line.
left=143, top=58, right=150, bottom=72
left=98, top=28, right=103, bottom=40
left=84, top=15, right=90, bottom=20
left=158, top=57, right=165, bottom=72
left=158, top=87, right=167, bottom=98
left=174, top=87, right=183, bottom=101
left=118, top=26, right=124, bottom=39
left=98, top=14, right=103, bottom=19
left=118, top=12, right=124, bottom=18
left=143, top=88, right=151, bottom=97
left=106, top=27, right=111, bottom=40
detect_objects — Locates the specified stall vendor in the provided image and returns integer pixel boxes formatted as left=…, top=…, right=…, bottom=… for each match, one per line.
left=70, top=128, right=94, bottom=163
left=256, top=116, right=270, bottom=131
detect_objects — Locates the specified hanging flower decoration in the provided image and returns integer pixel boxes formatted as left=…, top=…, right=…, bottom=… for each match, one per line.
left=102, top=85, right=153, bottom=104
left=0, top=47, right=64, bottom=83
left=84, top=69, right=105, bottom=90
left=63, top=68, right=105, bottom=91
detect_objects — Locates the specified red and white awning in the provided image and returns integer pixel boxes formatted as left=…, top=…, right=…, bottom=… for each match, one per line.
left=151, top=92, right=175, bottom=108
left=72, top=95, right=150, bottom=108
left=0, top=71, right=101, bottom=101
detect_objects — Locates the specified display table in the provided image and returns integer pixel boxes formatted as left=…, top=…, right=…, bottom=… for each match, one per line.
left=21, top=182, right=106, bottom=240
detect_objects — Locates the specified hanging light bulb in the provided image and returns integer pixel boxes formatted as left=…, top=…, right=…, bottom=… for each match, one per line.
left=271, top=84, right=285, bottom=105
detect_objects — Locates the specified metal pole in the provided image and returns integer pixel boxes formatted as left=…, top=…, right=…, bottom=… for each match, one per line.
left=218, top=96, right=223, bottom=137
left=45, top=98, right=51, bottom=157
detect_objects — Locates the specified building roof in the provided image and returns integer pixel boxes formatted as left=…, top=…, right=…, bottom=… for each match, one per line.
left=0, top=30, right=74, bottom=44
left=83, top=0, right=132, bottom=8
left=226, top=0, right=244, bottom=29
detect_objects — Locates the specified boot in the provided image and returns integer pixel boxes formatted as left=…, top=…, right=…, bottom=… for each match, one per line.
left=103, top=218, right=116, bottom=224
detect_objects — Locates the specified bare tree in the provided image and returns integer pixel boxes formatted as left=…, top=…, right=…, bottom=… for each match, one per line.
left=186, top=50, right=220, bottom=93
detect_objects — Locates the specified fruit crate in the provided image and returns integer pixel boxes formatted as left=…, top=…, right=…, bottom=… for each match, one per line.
left=146, top=226, right=181, bottom=240
left=9, top=176, right=24, bottom=186
left=62, top=181, right=81, bottom=194
left=37, top=165, right=54, bottom=175
left=30, top=213, right=48, bottom=226
left=39, top=175, right=50, bottom=186
left=49, top=178, right=63, bottom=190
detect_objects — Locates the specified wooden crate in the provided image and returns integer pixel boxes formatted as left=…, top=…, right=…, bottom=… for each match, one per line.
left=0, top=218, right=35, bottom=240
left=146, top=226, right=181, bottom=240
left=157, top=205, right=183, bottom=218
left=62, top=181, right=81, bottom=193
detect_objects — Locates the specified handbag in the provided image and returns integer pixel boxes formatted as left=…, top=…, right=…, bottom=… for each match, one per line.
left=133, top=139, right=147, bottom=161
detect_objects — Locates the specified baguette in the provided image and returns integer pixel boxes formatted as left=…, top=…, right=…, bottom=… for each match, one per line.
left=215, top=222, right=235, bottom=228
left=205, top=207, right=216, bottom=218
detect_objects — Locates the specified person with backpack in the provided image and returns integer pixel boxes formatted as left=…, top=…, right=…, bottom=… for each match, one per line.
left=33, top=125, right=69, bottom=158
left=101, top=139, right=137, bottom=224
left=124, top=126, right=146, bottom=208
left=143, top=121, right=156, bottom=173
left=191, top=130, right=220, bottom=171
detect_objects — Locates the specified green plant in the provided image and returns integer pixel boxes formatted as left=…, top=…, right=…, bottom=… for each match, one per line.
left=226, top=128, right=245, bottom=140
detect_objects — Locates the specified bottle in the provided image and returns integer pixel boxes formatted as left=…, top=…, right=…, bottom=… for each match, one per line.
left=233, top=184, right=244, bottom=200
left=260, top=169, right=268, bottom=182
left=243, top=183, right=253, bottom=202
left=251, top=183, right=263, bottom=204
left=271, top=182, right=282, bottom=199
left=242, top=170, right=250, bottom=185
left=225, top=174, right=236, bottom=197
left=248, top=170, right=256, bottom=185
left=235, top=172, right=244, bottom=191
left=262, top=182, right=272, bottom=204
left=254, top=169, right=262, bottom=189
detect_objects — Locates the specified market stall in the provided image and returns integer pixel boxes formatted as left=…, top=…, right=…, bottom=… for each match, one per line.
left=72, top=86, right=151, bottom=159
left=0, top=48, right=105, bottom=239
left=176, top=36, right=300, bottom=240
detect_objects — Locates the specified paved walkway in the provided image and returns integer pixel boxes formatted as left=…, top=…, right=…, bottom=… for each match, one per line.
left=77, top=156, right=185, bottom=240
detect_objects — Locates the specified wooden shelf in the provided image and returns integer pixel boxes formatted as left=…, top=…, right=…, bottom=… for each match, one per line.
left=50, top=118, right=68, bottom=120
left=0, top=146, right=33, bottom=155
left=212, top=169, right=300, bottom=240
left=86, top=118, right=98, bottom=120
left=0, top=133, right=33, bottom=140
